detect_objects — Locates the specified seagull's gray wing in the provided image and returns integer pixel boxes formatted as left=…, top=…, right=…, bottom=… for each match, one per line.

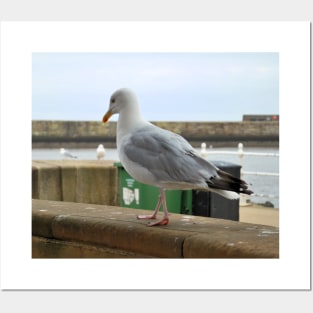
left=123, top=124, right=252, bottom=195
left=123, top=124, right=218, bottom=186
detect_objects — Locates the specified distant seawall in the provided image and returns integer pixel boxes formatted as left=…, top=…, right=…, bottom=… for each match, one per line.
left=32, top=120, right=279, bottom=148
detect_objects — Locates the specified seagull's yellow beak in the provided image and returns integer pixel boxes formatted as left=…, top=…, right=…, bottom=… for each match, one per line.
left=102, top=109, right=113, bottom=123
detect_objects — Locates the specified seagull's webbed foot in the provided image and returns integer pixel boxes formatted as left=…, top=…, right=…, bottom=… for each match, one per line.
left=136, top=214, right=157, bottom=220
left=147, top=216, right=169, bottom=227
left=137, top=214, right=169, bottom=226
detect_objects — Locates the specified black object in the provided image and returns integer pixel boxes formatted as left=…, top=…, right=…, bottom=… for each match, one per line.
left=192, top=160, right=241, bottom=221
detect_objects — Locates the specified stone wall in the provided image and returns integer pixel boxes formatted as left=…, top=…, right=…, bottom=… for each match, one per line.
left=32, top=161, right=279, bottom=258
left=32, top=160, right=118, bottom=205
left=32, top=199, right=279, bottom=258
left=32, top=120, right=279, bottom=147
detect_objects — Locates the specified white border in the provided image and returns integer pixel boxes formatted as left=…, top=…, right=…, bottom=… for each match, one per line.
left=0, top=21, right=311, bottom=290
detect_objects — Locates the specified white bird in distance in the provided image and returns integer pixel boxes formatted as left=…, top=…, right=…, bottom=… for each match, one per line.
left=60, top=148, right=77, bottom=159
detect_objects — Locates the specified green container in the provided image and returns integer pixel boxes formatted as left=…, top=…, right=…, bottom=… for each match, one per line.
left=114, top=162, right=192, bottom=215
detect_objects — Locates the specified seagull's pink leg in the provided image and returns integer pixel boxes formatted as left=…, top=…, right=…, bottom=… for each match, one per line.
left=147, top=189, right=169, bottom=226
left=136, top=193, right=162, bottom=220
left=137, top=189, right=170, bottom=226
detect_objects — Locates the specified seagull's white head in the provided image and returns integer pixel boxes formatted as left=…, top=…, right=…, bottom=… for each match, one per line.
left=103, top=88, right=139, bottom=123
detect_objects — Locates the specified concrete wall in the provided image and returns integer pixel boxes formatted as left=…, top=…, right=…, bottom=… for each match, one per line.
left=32, top=161, right=279, bottom=258
left=32, top=199, right=279, bottom=258
left=32, top=120, right=279, bottom=147
left=32, top=160, right=118, bottom=205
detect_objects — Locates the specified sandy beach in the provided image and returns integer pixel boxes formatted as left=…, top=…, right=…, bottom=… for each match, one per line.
left=240, top=203, right=279, bottom=227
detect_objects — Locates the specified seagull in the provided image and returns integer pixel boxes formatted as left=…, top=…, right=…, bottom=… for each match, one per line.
left=60, top=148, right=77, bottom=159
left=200, top=142, right=208, bottom=158
left=96, top=144, right=106, bottom=160
left=103, top=88, right=253, bottom=226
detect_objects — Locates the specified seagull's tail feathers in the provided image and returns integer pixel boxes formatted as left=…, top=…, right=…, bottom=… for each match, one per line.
left=206, top=168, right=253, bottom=200
left=210, top=189, right=240, bottom=200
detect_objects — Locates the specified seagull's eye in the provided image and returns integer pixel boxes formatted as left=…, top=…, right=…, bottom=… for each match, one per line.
left=111, top=98, right=115, bottom=103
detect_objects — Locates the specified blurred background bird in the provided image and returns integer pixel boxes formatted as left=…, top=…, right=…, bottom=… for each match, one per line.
left=96, top=144, right=106, bottom=160
left=200, top=142, right=208, bottom=158
left=60, top=148, right=77, bottom=159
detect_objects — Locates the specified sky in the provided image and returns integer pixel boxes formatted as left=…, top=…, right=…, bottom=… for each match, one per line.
left=32, top=53, right=279, bottom=122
